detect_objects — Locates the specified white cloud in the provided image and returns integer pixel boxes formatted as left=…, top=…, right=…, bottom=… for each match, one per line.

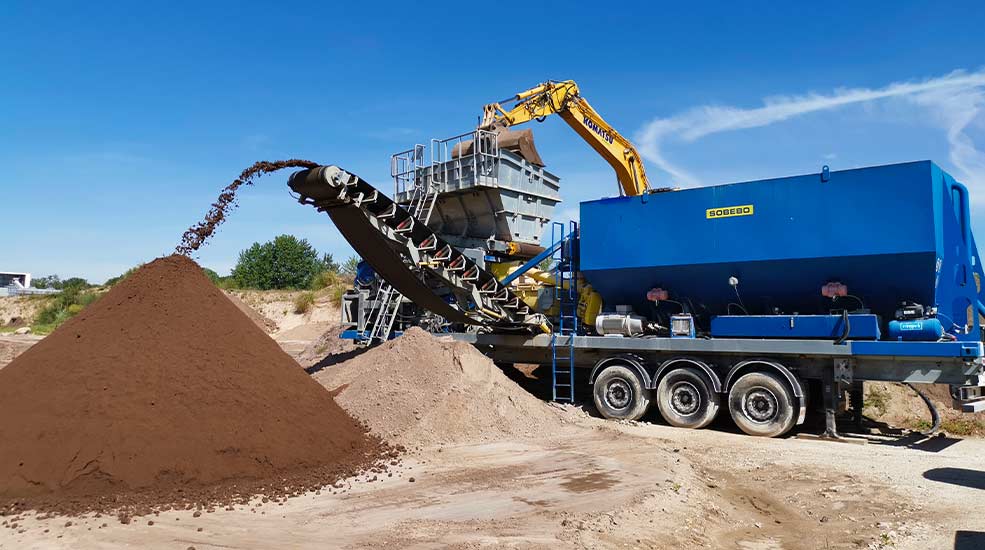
left=636, top=69, right=985, bottom=189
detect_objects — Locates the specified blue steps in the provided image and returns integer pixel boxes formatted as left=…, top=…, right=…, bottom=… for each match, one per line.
left=550, top=221, right=578, bottom=403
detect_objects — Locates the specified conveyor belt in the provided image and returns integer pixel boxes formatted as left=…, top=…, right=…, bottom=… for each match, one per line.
left=288, top=165, right=541, bottom=328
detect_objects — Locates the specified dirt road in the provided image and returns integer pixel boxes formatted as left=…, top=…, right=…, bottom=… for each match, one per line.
left=1, top=332, right=983, bottom=549
left=2, top=406, right=983, bottom=549
left=0, top=335, right=41, bottom=369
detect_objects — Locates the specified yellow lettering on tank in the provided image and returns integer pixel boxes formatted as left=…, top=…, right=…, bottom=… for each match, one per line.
left=706, top=204, right=755, bottom=219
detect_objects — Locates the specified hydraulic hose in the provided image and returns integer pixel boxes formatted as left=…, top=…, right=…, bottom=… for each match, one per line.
left=904, top=382, right=941, bottom=437
left=834, top=309, right=851, bottom=345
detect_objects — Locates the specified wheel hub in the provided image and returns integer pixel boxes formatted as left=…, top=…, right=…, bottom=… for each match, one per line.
left=670, top=381, right=701, bottom=416
left=744, top=388, right=778, bottom=423
left=605, top=379, right=633, bottom=411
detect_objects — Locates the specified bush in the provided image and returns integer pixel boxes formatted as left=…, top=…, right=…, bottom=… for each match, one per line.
left=33, top=275, right=92, bottom=290
left=201, top=268, right=221, bottom=284
left=34, top=286, right=101, bottom=331
left=32, top=275, right=60, bottom=289
left=232, top=235, right=323, bottom=290
left=330, top=284, right=347, bottom=306
left=104, top=265, right=142, bottom=287
left=293, top=292, right=315, bottom=314
left=215, top=276, right=240, bottom=290
left=309, top=270, right=339, bottom=291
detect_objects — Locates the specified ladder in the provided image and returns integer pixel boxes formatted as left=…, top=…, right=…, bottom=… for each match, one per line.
left=364, top=146, right=441, bottom=345
left=550, top=221, right=578, bottom=403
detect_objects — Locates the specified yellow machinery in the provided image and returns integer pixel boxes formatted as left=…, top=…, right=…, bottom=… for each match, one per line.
left=480, top=80, right=628, bottom=324
left=479, top=80, right=650, bottom=197
left=489, top=263, right=603, bottom=328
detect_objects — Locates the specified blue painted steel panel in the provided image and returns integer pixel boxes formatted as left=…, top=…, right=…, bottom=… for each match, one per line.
left=340, top=329, right=366, bottom=341
left=711, top=314, right=880, bottom=340
left=851, top=340, right=983, bottom=358
left=580, top=161, right=985, bottom=342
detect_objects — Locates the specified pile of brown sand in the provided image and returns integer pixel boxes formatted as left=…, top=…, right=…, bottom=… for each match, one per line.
left=313, top=328, right=567, bottom=447
left=0, top=255, right=389, bottom=518
left=297, top=326, right=357, bottom=369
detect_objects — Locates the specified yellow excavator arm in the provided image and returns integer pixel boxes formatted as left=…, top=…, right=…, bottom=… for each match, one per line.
left=479, top=80, right=650, bottom=196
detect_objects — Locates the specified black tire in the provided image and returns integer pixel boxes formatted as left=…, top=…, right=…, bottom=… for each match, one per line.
left=593, top=365, right=651, bottom=421
left=727, top=371, right=797, bottom=437
left=656, top=368, right=721, bottom=429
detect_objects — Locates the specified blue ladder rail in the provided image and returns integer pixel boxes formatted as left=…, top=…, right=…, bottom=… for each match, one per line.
left=550, top=221, right=578, bottom=403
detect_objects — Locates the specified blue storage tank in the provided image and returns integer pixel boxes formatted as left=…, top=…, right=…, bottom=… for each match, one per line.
left=579, top=161, right=985, bottom=341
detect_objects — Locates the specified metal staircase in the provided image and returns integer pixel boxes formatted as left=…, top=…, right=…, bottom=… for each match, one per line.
left=363, top=145, right=441, bottom=345
left=550, top=221, right=578, bottom=402
left=353, top=131, right=510, bottom=345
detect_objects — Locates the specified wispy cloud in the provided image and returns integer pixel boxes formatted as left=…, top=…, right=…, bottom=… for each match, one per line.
left=636, top=69, right=985, bottom=189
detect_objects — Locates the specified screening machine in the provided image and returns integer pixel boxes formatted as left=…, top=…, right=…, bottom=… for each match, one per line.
left=290, top=85, right=985, bottom=439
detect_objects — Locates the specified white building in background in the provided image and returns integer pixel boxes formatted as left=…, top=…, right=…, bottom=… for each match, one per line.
left=1, top=272, right=30, bottom=296
left=0, top=272, right=31, bottom=289
left=0, top=272, right=57, bottom=297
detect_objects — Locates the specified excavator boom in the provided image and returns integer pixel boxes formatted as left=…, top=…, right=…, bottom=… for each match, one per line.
left=479, top=80, right=650, bottom=196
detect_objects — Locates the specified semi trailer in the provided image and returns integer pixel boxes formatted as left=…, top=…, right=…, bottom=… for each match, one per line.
left=286, top=83, right=985, bottom=438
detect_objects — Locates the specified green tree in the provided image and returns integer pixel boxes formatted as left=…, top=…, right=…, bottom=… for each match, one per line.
left=32, top=275, right=91, bottom=290
left=232, top=235, right=323, bottom=290
left=321, top=253, right=340, bottom=274
left=61, top=277, right=91, bottom=289
left=33, top=275, right=61, bottom=289
left=341, top=255, right=360, bottom=277
left=201, top=268, right=221, bottom=284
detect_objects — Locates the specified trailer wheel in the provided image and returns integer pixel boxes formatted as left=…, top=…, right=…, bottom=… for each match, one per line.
left=593, top=365, right=651, bottom=421
left=727, top=372, right=796, bottom=437
left=656, top=368, right=720, bottom=429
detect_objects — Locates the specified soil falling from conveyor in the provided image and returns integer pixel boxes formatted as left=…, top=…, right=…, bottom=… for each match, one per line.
left=0, top=255, right=391, bottom=520
left=175, top=159, right=318, bottom=255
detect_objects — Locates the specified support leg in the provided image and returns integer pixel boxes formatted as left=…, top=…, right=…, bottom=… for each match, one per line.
left=822, top=370, right=842, bottom=439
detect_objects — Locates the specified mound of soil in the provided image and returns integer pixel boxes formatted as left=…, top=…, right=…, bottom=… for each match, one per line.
left=0, top=255, right=388, bottom=518
left=314, top=328, right=566, bottom=447
left=297, top=326, right=357, bottom=369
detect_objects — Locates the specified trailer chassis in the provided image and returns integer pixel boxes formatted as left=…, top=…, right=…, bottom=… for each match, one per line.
left=452, top=333, right=985, bottom=438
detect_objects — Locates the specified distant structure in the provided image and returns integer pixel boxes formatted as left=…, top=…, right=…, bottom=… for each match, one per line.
left=0, top=272, right=58, bottom=297
left=0, top=272, right=30, bottom=289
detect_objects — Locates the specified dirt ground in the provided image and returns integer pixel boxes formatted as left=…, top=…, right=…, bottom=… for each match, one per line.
left=0, top=335, right=41, bottom=368
left=1, top=325, right=984, bottom=549
left=224, top=289, right=340, bottom=336
left=0, top=296, right=48, bottom=328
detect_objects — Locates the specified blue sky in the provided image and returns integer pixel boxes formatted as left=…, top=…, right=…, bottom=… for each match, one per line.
left=3, top=2, right=985, bottom=283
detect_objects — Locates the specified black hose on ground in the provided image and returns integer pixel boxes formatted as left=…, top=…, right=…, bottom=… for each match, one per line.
left=904, top=382, right=942, bottom=436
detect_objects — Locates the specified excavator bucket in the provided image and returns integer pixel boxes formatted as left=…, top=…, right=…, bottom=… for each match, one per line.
left=451, top=129, right=545, bottom=167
